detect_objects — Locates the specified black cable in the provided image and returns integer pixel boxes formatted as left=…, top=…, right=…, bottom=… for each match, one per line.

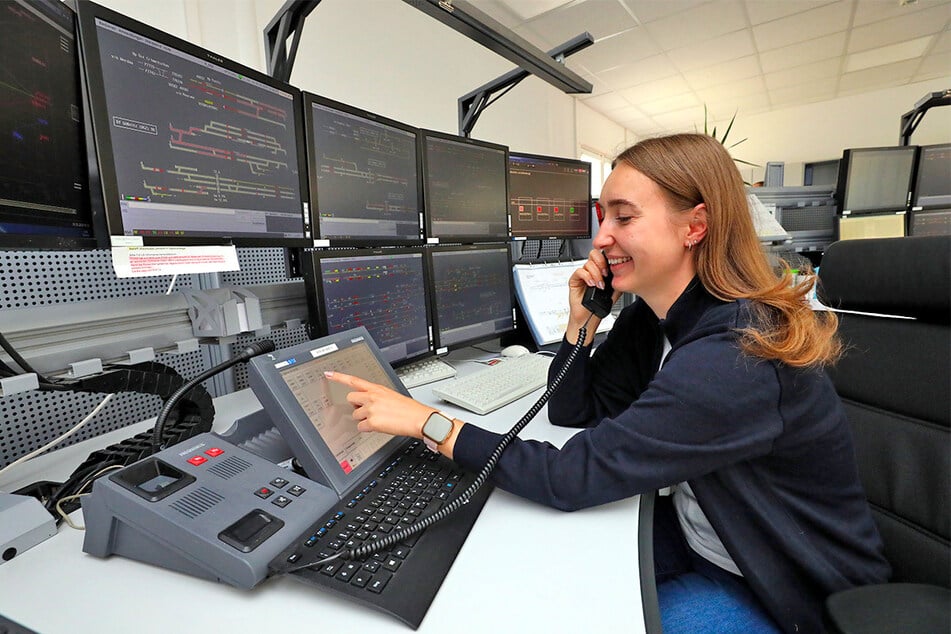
left=0, top=330, right=48, bottom=380
left=292, top=316, right=594, bottom=572
left=0, top=329, right=68, bottom=390
left=150, top=340, right=276, bottom=452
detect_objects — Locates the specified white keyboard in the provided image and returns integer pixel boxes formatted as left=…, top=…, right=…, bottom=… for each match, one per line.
left=396, top=356, right=457, bottom=389
left=431, top=353, right=552, bottom=415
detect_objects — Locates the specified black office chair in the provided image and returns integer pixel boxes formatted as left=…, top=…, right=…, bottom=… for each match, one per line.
left=817, top=235, right=951, bottom=633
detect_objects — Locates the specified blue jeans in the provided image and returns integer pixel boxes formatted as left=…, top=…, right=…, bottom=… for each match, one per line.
left=653, top=495, right=781, bottom=634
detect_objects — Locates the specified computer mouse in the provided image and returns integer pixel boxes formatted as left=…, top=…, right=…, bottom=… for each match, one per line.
left=500, top=345, right=531, bottom=358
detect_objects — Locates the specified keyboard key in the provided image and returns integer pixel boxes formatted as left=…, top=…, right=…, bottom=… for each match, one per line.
left=367, top=572, right=393, bottom=594
left=351, top=571, right=371, bottom=588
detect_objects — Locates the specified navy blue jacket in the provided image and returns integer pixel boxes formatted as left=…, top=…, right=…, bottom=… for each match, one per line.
left=453, top=279, right=890, bottom=633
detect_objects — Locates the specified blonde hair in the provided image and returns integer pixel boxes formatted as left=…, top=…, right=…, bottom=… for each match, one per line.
left=614, top=134, right=841, bottom=368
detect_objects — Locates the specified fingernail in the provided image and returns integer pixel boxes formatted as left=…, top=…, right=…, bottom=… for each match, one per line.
left=597, top=281, right=604, bottom=290
left=602, top=268, right=609, bottom=277
left=323, top=371, right=333, bottom=377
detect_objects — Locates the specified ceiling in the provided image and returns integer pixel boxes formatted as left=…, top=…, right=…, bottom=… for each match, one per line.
left=474, top=0, right=951, bottom=138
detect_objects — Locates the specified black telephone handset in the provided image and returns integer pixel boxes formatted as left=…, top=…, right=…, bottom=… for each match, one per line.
left=581, top=252, right=615, bottom=318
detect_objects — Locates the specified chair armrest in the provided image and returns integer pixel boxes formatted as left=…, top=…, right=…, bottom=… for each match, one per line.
left=824, top=583, right=949, bottom=633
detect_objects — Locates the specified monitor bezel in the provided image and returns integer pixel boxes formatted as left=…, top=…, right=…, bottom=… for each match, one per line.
left=911, top=143, right=951, bottom=211
left=303, top=93, right=425, bottom=246
left=246, top=326, right=411, bottom=495
left=507, top=150, right=592, bottom=240
left=0, top=0, right=98, bottom=251
left=426, top=242, right=517, bottom=353
left=835, top=146, right=918, bottom=216
left=420, top=129, right=511, bottom=244
left=74, top=1, right=313, bottom=247
left=301, top=246, right=435, bottom=369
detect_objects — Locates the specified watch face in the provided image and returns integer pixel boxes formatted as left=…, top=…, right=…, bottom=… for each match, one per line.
left=424, top=413, right=453, bottom=443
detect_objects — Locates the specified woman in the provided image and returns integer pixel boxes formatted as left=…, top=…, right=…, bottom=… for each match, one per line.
left=325, top=133, right=890, bottom=633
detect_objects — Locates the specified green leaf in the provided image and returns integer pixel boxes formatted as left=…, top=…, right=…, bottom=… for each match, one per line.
left=699, top=104, right=758, bottom=169
left=720, top=110, right=737, bottom=145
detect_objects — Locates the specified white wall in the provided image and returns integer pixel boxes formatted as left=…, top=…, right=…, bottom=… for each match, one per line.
left=722, top=78, right=951, bottom=186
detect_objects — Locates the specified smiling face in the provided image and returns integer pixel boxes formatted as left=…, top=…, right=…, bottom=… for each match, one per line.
left=594, top=163, right=705, bottom=318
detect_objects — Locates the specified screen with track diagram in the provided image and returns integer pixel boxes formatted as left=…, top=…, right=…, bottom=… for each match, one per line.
left=422, top=131, right=509, bottom=241
left=312, top=251, right=431, bottom=365
left=307, top=96, right=422, bottom=242
left=508, top=152, right=591, bottom=239
left=429, top=245, right=514, bottom=349
left=78, top=5, right=311, bottom=245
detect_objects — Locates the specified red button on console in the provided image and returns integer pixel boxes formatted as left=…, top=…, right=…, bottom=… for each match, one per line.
left=187, top=456, right=207, bottom=466
left=205, top=447, right=224, bottom=457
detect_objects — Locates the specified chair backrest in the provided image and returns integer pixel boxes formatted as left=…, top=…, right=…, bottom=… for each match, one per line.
left=818, top=235, right=950, bottom=588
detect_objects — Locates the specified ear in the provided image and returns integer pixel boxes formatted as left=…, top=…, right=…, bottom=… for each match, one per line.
left=685, top=203, right=707, bottom=245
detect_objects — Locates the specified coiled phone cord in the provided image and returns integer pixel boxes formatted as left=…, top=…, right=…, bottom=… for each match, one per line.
left=296, top=317, right=592, bottom=572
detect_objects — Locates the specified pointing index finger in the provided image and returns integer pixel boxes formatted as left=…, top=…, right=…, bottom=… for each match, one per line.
left=323, top=370, right=372, bottom=391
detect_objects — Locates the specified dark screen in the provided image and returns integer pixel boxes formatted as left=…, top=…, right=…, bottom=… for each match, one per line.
left=78, top=5, right=310, bottom=245
left=0, top=0, right=95, bottom=249
left=429, top=245, right=514, bottom=349
left=508, top=152, right=590, bottom=238
left=913, top=144, right=951, bottom=209
left=423, top=132, right=508, bottom=241
left=307, top=97, right=422, bottom=243
left=310, top=250, right=431, bottom=365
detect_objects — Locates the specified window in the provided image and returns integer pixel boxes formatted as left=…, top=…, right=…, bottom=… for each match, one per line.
left=581, top=150, right=612, bottom=198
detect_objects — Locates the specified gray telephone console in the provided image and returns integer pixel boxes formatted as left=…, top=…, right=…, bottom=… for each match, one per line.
left=81, top=432, right=336, bottom=589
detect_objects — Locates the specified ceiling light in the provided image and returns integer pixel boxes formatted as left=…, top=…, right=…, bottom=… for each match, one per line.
left=845, top=35, right=934, bottom=73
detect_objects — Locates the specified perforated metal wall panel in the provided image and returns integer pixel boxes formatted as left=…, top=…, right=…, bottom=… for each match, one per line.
left=222, top=248, right=296, bottom=287
left=778, top=204, right=836, bottom=233
left=0, top=246, right=302, bottom=469
left=0, top=249, right=197, bottom=310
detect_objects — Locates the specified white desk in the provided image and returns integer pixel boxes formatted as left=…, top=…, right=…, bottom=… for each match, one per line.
left=0, top=348, right=644, bottom=633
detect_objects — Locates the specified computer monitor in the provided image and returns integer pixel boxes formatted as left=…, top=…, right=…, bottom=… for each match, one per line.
left=0, top=0, right=96, bottom=250
left=421, top=130, right=509, bottom=243
left=301, top=248, right=433, bottom=367
left=304, top=94, right=423, bottom=245
left=908, top=210, right=951, bottom=237
left=803, top=159, right=839, bottom=187
left=427, top=244, right=515, bottom=351
left=835, top=146, right=917, bottom=216
left=764, top=162, right=784, bottom=187
left=911, top=143, right=951, bottom=211
left=75, top=1, right=311, bottom=247
left=507, top=151, right=591, bottom=239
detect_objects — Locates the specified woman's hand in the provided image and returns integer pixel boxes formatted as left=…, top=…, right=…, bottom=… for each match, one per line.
left=566, top=249, right=613, bottom=344
left=323, top=370, right=435, bottom=439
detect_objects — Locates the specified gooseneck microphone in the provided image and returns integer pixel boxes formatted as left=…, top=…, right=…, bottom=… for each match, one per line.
left=150, top=340, right=276, bottom=452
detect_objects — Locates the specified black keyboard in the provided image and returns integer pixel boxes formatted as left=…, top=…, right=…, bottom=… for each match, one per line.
left=268, top=440, right=492, bottom=629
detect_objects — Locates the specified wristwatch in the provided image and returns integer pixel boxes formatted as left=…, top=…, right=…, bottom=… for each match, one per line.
left=421, top=411, right=454, bottom=453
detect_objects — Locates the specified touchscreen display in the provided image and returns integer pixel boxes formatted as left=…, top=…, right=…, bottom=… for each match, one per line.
left=278, top=341, right=394, bottom=474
